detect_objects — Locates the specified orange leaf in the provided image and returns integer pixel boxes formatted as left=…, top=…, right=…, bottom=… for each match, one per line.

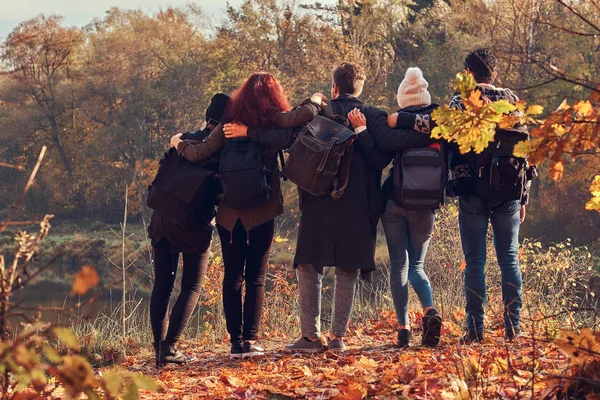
left=458, top=261, right=467, bottom=272
left=220, top=372, right=243, bottom=387
left=71, top=265, right=99, bottom=296
left=467, top=89, right=484, bottom=108
left=334, top=381, right=367, bottom=400
left=549, top=161, right=565, bottom=181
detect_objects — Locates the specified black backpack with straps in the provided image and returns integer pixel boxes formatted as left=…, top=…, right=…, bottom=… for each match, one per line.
left=146, top=147, right=219, bottom=229
left=282, top=106, right=356, bottom=199
left=218, top=138, right=286, bottom=209
left=473, top=128, right=529, bottom=202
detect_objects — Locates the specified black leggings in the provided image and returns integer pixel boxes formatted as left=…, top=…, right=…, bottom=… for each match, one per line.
left=150, top=239, right=209, bottom=346
left=217, top=219, right=274, bottom=343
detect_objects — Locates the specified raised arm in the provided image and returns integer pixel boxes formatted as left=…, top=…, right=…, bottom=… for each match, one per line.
left=276, top=99, right=321, bottom=128
left=175, top=123, right=225, bottom=163
left=365, top=107, right=433, bottom=153
left=347, top=108, right=393, bottom=170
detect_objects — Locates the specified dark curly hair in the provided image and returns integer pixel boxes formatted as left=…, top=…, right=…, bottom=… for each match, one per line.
left=464, top=48, right=497, bottom=84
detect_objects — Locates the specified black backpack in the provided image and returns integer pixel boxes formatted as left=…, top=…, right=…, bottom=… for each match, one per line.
left=393, top=144, right=446, bottom=210
left=282, top=115, right=356, bottom=199
left=473, top=128, right=529, bottom=202
left=218, top=138, right=274, bottom=209
left=147, top=148, right=218, bottom=229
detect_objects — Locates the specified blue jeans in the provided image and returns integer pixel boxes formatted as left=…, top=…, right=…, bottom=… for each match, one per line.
left=458, top=196, right=522, bottom=334
left=381, top=200, right=435, bottom=326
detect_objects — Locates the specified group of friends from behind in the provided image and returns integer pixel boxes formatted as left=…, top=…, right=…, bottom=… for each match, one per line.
left=147, top=47, right=535, bottom=366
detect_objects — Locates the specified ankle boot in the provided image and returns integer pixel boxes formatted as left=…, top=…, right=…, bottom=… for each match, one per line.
left=153, top=342, right=160, bottom=367
left=158, top=340, right=191, bottom=366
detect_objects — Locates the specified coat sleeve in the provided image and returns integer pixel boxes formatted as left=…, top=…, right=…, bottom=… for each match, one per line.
left=246, top=99, right=320, bottom=152
left=354, top=129, right=393, bottom=171
left=247, top=127, right=297, bottom=153
left=276, top=100, right=321, bottom=128
left=365, top=107, right=434, bottom=153
left=177, top=123, right=225, bottom=162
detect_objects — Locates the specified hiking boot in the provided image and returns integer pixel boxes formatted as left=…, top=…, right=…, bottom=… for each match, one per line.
left=284, top=337, right=326, bottom=353
left=327, top=338, right=346, bottom=353
left=242, top=341, right=265, bottom=358
left=230, top=341, right=243, bottom=359
left=158, top=341, right=193, bottom=366
left=505, top=326, right=521, bottom=341
left=459, top=329, right=484, bottom=344
left=397, top=329, right=412, bottom=348
left=422, top=309, right=442, bottom=347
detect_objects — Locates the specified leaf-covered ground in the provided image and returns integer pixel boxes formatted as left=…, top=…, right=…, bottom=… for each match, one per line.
left=117, top=310, right=570, bottom=399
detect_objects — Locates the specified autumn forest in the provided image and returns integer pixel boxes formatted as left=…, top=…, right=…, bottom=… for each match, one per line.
left=1, top=0, right=600, bottom=398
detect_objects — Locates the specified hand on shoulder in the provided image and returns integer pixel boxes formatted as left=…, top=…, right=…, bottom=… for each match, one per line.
left=170, top=133, right=183, bottom=148
left=347, top=108, right=367, bottom=129
left=223, top=123, right=248, bottom=139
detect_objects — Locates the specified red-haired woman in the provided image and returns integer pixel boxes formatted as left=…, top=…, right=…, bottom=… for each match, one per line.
left=170, top=72, right=321, bottom=359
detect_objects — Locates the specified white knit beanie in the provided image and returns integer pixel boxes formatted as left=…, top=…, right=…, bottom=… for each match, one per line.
left=397, top=67, right=431, bottom=109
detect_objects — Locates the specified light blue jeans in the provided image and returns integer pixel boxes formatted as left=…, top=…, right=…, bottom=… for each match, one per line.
left=381, top=200, right=435, bottom=326
left=458, top=196, right=522, bottom=334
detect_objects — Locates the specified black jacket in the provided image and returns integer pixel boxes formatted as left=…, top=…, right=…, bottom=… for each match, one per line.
left=448, top=84, right=532, bottom=204
left=363, top=105, right=439, bottom=200
left=147, top=128, right=218, bottom=254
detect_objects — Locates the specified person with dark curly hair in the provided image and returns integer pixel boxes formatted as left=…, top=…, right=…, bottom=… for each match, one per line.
left=448, top=48, right=535, bottom=344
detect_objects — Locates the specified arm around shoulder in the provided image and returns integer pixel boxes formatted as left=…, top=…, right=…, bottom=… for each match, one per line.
left=366, top=107, right=433, bottom=153
left=276, top=99, right=321, bottom=129
left=177, top=123, right=225, bottom=162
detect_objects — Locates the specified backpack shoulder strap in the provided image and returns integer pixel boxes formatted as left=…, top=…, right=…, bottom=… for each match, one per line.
left=331, top=145, right=353, bottom=200
left=278, top=150, right=287, bottom=181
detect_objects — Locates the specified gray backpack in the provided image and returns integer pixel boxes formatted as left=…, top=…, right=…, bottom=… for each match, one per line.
left=392, top=144, right=446, bottom=210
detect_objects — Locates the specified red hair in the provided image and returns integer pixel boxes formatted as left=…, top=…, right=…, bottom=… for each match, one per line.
left=224, top=72, right=291, bottom=128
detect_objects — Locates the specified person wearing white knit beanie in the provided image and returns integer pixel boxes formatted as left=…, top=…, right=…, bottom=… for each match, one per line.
left=397, top=67, right=431, bottom=109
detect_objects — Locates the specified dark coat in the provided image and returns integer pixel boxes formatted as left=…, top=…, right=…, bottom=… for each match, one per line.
left=364, top=105, right=438, bottom=200
left=177, top=101, right=320, bottom=232
left=148, top=128, right=218, bottom=254
left=249, top=94, right=392, bottom=274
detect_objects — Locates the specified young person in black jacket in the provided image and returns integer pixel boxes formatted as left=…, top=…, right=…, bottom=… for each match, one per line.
left=148, top=93, right=230, bottom=366
left=348, top=68, right=442, bottom=348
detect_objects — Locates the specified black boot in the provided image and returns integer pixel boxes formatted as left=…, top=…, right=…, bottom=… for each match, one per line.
left=158, top=340, right=192, bottom=366
left=154, top=342, right=160, bottom=367
left=397, top=329, right=412, bottom=348
left=422, top=309, right=442, bottom=347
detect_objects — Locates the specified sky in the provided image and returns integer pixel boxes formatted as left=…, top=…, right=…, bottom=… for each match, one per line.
left=0, top=0, right=245, bottom=40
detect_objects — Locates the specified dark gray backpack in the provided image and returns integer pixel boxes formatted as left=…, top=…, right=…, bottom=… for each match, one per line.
left=393, top=144, right=446, bottom=210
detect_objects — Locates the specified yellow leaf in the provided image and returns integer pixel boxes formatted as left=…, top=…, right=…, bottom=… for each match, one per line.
left=573, top=101, right=594, bottom=116
left=52, top=327, right=79, bottom=349
left=525, top=105, right=544, bottom=116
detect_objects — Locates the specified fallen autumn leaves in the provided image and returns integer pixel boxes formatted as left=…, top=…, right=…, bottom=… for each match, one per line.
left=116, top=312, right=572, bottom=399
